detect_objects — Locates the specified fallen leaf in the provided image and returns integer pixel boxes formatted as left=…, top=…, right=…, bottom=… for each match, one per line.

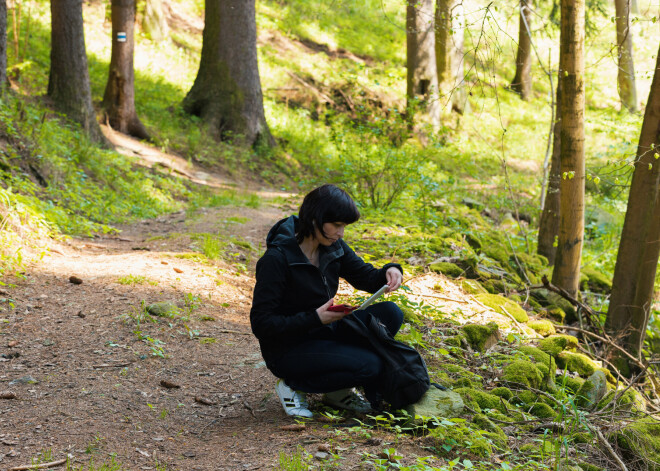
left=161, top=261, right=168, bottom=265
left=318, top=443, right=332, bottom=453
left=0, top=392, right=16, bottom=400
left=194, top=396, right=216, bottom=406
left=280, top=424, right=306, bottom=431
left=160, top=380, right=181, bottom=389
left=136, top=448, right=150, bottom=457
left=173, top=267, right=184, bottom=273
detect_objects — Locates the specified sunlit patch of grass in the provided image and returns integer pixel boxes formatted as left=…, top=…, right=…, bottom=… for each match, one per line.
left=117, top=275, right=159, bottom=286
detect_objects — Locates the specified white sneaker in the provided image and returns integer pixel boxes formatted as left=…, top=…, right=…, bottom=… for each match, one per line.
left=275, top=379, right=313, bottom=418
left=322, top=388, right=373, bottom=413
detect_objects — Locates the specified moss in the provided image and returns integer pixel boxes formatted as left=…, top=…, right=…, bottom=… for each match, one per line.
left=527, top=319, right=556, bottom=337
left=529, top=402, right=556, bottom=419
left=462, top=322, right=501, bottom=351
left=472, top=414, right=507, bottom=449
left=538, top=334, right=579, bottom=357
left=453, top=377, right=476, bottom=389
left=578, top=462, right=603, bottom=471
left=527, top=297, right=542, bottom=310
left=464, top=233, right=483, bottom=250
left=475, top=293, right=529, bottom=323
left=502, top=360, right=543, bottom=389
left=520, top=441, right=554, bottom=457
left=518, top=345, right=557, bottom=391
left=560, top=376, right=585, bottom=394
left=539, top=306, right=566, bottom=323
left=579, top=266, right=612, bottom=294
left=597, top=367, right=617, bottom=385
left=454, top=387, right=506, bottom=413
left=428, top=422, right=494, bottom=458
left=490, top=387, right=513, bottom=401
left=482, top=279, right=506, bottom=294
left=399, top=304, right=422, bottom=324
left=596, top=389, right=645, bottom=411
left=430, top=262, right=464, bottom=278
left=557, top=352, right=598, bottom=377
left=460, top=279, right=488, bottom=295
left=443, top=334, right=466, bottom=348
left=614, top=417, right=660, bottom=470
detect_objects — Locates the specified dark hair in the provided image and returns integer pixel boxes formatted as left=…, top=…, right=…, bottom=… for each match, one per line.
left=296, top=184, right=360, bottom=243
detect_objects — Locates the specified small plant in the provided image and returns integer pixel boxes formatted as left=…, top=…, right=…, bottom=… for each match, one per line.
left=117, top=274, right=158, bottom=286
left=277, top=445, right=311, bottom=470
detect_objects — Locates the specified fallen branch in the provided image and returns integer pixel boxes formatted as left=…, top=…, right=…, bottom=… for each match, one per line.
left=593, top=428, right=629, bottom=471
left=539, top=275, right=605, bottom=333
left=286, top=72, right=337, bottom=106
left=8, top=458, right=68, bottom=471
left=416, top=293, right=468, bottom=303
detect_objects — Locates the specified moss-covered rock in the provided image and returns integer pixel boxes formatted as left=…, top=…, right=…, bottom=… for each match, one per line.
left=546, top=293, right=577, bottom=323
left=443, top=334, right=467, bottom=348
left=597, top=367, right=616, bottom=385
left=475, top=293, right=529, bottom=323
left=430, top=262, right=464, bottom=278
left=472, top=414, right=508, bottom=448
left=527, top=320, right=556, bottom=337
left=399, top=304, right=422, bottom=324
left=482, top=279, right=506, bottom=294
left=454, top=387, right=507, bottom=413
left=529, top=402, right=556, bottom=419
left=517, top=345, right=557, bottom=391
left=460, top=279, right=488, bottom=295
left=404, top=388, right=465, bottom=421
left=538, top=334, right=579, bottom=357
left=560, top=376, right=585, bottom=394
left=443, top=364, right=484, bottom=383
left=462, top=322, right=501, bottom=352
left=579, top=266, right=612, bottom=294
left=614, top=417, right=660, bottom=470
left=572, top=433, right=592, bottom=445
left=557, top=352, right=598, bottom=377
left=539, top=306, right=567, bottom=323
left=575, top=371, right=608, bottom=409
left=577, top=462, right=603, bottom=471
left=502, top=360, right=543, bottom=389
left=490, top=387, right=513, bottom=401
left=596, top=389, right=645, bottom=412
left=453, top=377, right=476, bottom=389
left=520, top=441, right=554, bottom=457
left=146, top=301, right=179, bottom=317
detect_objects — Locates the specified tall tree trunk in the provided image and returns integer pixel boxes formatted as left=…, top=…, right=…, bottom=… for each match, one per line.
left=0, top=0, right=6, bottom=93
left=606, top=47, right=660, bottom=370
left=407, top=0, right=440, bottom=130
left=183, top=0, right=273, bottom=148
left=538, top=80, right=562, bottom=264
left=614, top=0, right=638, bottom=112
left=510, top=0, right=533, bottom=100
left=551, top=0, right=585, bottom=298
left=142, top=0, right=168, bottom=42
left=48, top=0, right=105, bottom=144
left=103, top=0, right=149, bottom=140
left=435, top=0, right=467, bottom=114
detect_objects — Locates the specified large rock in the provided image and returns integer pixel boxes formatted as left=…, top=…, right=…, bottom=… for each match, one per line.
left=146, top=302, right=178, bottom=317
left=404, top=388, right=464, bottom=420
left=575, top=370, right=608, bottom=409
left=462, top=322, right=501, bottom=351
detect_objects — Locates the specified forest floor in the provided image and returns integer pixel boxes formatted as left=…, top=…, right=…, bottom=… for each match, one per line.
left=0, top=132, right=518, bottom=471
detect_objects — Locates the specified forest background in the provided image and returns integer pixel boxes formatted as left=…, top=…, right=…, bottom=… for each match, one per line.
left=1, top=0, right=660, bottom=469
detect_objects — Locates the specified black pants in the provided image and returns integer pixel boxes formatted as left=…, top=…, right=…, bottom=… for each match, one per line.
left=270, top=301, right=404, bottom=398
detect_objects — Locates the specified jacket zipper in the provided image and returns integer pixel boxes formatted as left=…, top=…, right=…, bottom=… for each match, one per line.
left=290, top=261, right=332, bottom=300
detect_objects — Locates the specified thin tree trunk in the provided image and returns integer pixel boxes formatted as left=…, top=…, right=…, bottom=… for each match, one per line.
left=606, top=46, right=660, bottom=367
left=103, top=0, right=149, bottom=140
left=48, top=0, right=105, bottom=144
left=551, top=0, right=585, bottom=298
left=511, top=0, right=533, bottom=100
left=614, top=0, right=638, bottom=112
left=142, top=0, right=168, bottom=42
left=183, top=0, right=273, bottom=148
left=435, top=0, right=466, bottom=114
left=538, top=80, right=562, bottom=264
left=0, top=0, right=6, bottom=93
left=407, top=0, right=440, bottom=130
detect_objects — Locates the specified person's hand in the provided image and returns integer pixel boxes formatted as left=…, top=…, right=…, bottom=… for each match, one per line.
left=316, top=298, right=351, bottom=324
left=385, top=267, right=403, bottom=293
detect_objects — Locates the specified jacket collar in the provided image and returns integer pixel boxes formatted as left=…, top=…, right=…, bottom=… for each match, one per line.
left=267, top=216, right=344, bottom=270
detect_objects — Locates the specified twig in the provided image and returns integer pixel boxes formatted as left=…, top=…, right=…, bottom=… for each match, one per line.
left=92, top=361, right=135, bottom=368
left=8, top=458, right=68, bottom=471
left=500, top=305, right=535, bottom=337
left=286, top=72, right=337, bottom=106
left=215, top=329, right=251, bottom=336
left=593, top=428, right=629, bottom=471
left=415, top=293, right=468, bottom=303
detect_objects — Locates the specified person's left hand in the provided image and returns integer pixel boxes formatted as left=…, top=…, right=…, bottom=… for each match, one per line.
left=385, top=267, right=403, bottom=293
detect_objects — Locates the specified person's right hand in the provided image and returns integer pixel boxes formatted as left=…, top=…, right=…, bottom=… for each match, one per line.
left=316, top=298, right=350, bottom=325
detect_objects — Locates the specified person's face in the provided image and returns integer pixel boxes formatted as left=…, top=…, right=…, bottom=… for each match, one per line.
left=315, top=222, right=347, bottom=246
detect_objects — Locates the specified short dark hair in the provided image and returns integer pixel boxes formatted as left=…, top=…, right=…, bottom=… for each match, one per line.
left=296, top=184, right=360, bottom=243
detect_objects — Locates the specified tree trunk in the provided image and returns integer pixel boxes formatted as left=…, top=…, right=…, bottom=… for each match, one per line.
left=103, top=0, right=149, bottom=140
left=614, top=0, right=638, bottom=112
left=606, top=46, right=660, bottom=368
left=510, top=0, right=533, bottom=100
left=48, top=0, right=105, bottom=144
left=183, top=0, right=273, bottom=148
left=0, top=0, right=6, bottom=93
left=435, top=0, right=467, bottom=114
left=538, top=80, right=562, bottom=264
left=142, top=0, right=168, bottom=42
left=551, top=0, right=585, bottom=298
left=407, top=0, right=440, bottom=130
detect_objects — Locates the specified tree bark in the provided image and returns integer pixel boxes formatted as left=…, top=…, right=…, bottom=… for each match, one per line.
left=614, top=0, right=638, bottom=112
left=606, top=46, right=660, bottom=366
left=538, top=80, right=562, bottom=264
left=0, top=0, right=6, bottom=93
left=407, top=0, right=440, bottom=130
left=48, top=0, right=105, bottom=144
left=435, top=0, right=467, bottom=114
left=103, top=0, right=149, bottom=140
left=510, top=0, right=533, bottom=100
left=142, top=0, right=168, bottom=42
left=183, top=0, right=273, bottom=148
left=551, top=0, right=585, bottom=298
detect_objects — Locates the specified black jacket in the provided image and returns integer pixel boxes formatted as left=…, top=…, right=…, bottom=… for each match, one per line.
left=250, top=216, right=402, bottom=365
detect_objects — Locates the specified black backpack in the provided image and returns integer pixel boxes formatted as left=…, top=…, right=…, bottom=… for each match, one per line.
left=341, top=312, right=430, bottom=409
